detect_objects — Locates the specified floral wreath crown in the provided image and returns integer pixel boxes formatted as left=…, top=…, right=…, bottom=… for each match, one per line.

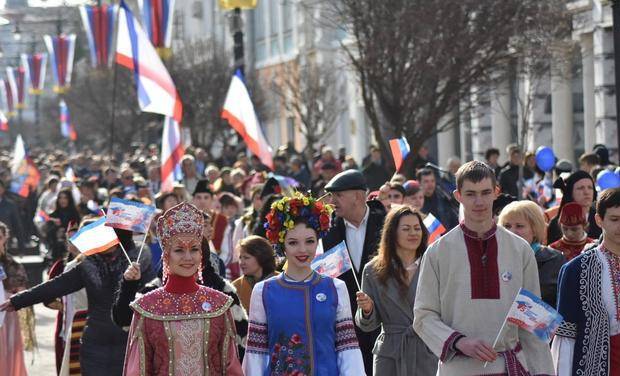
left=264, top=192, right=333, bottom=251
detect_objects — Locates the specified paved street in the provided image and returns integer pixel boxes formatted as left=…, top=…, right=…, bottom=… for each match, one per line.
left=25, top=303, right=57, bottom=376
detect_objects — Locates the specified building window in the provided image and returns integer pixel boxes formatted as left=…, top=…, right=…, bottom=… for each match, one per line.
left=282, top=0, right=293, bottom=53
left=254, top=0, right=267, bottom=62
left=173, top=9, right=185, bottom=41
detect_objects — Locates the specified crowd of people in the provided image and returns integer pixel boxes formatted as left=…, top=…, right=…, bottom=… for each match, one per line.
left=0, top=140, right=618, bottom=375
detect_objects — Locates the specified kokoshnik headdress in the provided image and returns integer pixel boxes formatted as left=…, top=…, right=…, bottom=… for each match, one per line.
left=264, top=192, right=333, bottom=252
left=156, top=202, right=205, bottom=282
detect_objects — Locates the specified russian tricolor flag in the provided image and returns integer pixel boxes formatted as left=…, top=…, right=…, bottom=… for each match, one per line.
left=116, top=0, right=182, bottom=123
left=222, top=71, right=273, bottom=169
left=70, top=217, right=120, bottom=256
left=389, top=137, right=410, bottom=172
left=59, top=100, right=77, bottom=141
left=0, top=111, right=8, bottom=132
left=423, top=213, right=446, bottom=245
left=80, top=4, right=117, bottom=68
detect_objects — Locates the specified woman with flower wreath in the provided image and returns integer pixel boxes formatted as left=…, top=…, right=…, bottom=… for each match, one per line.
left=242, top=192, right=365, bottom=376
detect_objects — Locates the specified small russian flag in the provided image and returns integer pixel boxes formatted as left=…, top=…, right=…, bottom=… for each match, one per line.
left=423, top=213, right=446, bottom=245
left=389, top=137, right=410, bottom=172
left=35, top=209, right=51, bottom=223
left=0, top=111, right=8, bottom=132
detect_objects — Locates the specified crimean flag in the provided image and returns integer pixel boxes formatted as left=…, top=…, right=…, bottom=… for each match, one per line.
left=59, top=99, right=77, bottom=141
left=0, top=78, right=15, bottom=117
left=138, top=0, right=175, bottom=58
left=423, top=213, right=446, bottom=245
left=504, top=288, right=563, bottom=343
left=222, top=70, right=273, bottom=169
left=44, top=34, right=77, bottom=93
left=80, top=4, right=117, bottom=68
left=116, top=0, right=182, bottom=122
left=7, top=66, right=27, bottom=110
left=10, top=134, right=40, bottom=197
left=0, top=111, right=8, bottom=132
left=311, top=241, right=353, bottom=278
left=21, top=53, right=47, bottom=95
left=70, top=217, right=120, bottom=256
left=160, top=116, right=184, bottom=192
left=389, top=136, right=410, bottom=172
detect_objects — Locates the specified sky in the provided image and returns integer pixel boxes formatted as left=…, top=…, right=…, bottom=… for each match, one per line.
left=0, top=0, right=91, bottom=8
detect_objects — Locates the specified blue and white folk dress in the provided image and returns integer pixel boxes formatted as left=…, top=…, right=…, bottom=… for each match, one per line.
left=242, top=272, right=365, bottom=376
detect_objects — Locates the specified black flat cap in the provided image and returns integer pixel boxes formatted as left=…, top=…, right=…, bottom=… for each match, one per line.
left=193, top=179, right=213, bottom=196
left=260, top=177, right=282, bottom=199
left=324, top=170, right=367, bottom=192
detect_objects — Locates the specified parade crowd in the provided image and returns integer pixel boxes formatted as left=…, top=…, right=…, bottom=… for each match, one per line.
left=0, top=141, right=619, bottom=376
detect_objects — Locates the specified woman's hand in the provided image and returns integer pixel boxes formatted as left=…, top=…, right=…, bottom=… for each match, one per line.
left=356, top=291, right=374, bottom=316
left=123, top=262, right=141, bottom=281
left=0, top=299, right=15, bottom=312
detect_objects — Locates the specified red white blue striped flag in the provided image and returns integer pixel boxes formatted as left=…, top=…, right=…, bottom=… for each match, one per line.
left=389, top=136, right=410, bottom=172
left=21, top=53, right=47, bottom=95
left=423, top=213, right=446, bottom=245
left=59, top=99, right=77, bottom=141
left=80, top=4, right=117, bottom=68
left=44, top=34, right=76, bottom=93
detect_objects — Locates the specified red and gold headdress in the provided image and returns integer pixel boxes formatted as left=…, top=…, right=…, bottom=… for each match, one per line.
left=264, top=192, right=333, bottom=251
left=156, top=202, right=204, bottom=250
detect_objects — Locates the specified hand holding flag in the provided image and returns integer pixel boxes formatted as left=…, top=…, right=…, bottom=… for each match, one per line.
left=389, top=137, right=410, bottom=172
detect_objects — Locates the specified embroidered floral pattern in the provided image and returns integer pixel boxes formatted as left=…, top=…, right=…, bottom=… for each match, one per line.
left=602, top=247, right=620, bottom=321
left=269, top=333, right=310, bottom=375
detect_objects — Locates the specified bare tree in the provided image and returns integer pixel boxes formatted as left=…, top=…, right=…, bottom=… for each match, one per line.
left=269, top=55, right=347, bottom=156
left=326, top=0, right=571, bottom=166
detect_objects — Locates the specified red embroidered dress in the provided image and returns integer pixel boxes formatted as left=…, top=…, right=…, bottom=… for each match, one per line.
left=123, top=275, right=243, bottom=376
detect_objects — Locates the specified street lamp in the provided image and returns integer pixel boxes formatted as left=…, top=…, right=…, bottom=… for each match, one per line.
left=218, top=0, right=258, bottom=75
left=13, top=22, right=21, bottom=41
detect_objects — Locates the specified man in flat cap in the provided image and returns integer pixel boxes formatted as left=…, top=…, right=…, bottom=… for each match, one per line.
left=322, top=169, right=386, bottom=375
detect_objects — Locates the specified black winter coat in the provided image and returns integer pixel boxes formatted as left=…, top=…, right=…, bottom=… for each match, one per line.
left=535, top=246, right=566, bottom=308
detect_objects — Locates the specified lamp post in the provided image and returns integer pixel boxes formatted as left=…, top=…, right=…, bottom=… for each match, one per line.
left=218, top=0, right=258, bottom=75
left=612, top=0, right=620, bottom=162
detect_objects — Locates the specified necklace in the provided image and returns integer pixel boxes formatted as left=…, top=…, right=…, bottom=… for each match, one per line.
left=284, top=269, right=314, bottom=282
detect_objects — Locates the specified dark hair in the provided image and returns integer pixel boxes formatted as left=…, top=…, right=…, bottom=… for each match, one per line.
left=455, top=161, right=497, bottom=191
left=372, top=206, right=428, bottom=295
left=157, top=192, right=179, bottom=209
left=238, top=235, right=276, bottom=278
left=389, top=183, right=406, bottom=196
left=253, top=194, right=283, bottom=237
left=596, top=187, right=620, bottom=219
left=485, top=148, right=500, bottom=161
left=579, top=152, right=600, bottom=166
left=416, top=168, right=434, bottom=181
left=219, top=192, right=238, bottom=208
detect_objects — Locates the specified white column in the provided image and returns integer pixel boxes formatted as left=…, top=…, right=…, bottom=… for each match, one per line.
left=593, top=26, right=618, bottom=160
left=437, top=113, right=457, bottom=168
left=490, top=79, right=512, bottom=164
left=581, top=33, right=596, bottom=152
left=551, top=49, right=574, bottom=162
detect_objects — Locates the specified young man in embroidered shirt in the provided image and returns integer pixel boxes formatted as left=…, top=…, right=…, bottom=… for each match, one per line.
left=552, top=187, right=620, bottom=376
left=413, top=161, right=554, bottom=375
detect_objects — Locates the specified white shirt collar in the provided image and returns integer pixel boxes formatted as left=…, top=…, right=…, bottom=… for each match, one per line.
left=344, top=205, right=369, bottom=230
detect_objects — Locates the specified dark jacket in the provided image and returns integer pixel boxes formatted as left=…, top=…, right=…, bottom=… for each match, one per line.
left=11, top=245, right=154, bottom=376
left=322, top=199, right=386, bottom=375
left=422, top=191, right=459, bottom=231
left=498, top=164, right=534, bottom=197
left=0, top=196, right=24, bottom=245
left=535, top=246, right=566, bottom=308
left=362, top=161, right=392, bottom=191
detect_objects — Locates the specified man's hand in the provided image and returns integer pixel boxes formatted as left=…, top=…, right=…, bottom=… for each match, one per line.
left=123, top=262, right=141, bottom=281
left=455, top=337, right=497, bottom=362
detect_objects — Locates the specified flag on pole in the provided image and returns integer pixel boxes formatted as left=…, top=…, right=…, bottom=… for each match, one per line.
left=10, top=135, right=40, bottom=197
left=7, top=66, right=26, bottom=110
left=505, top=288, right=563, bottom=343
left=222, top=70, right=273, bottom=169
left=70, top=217, right=120, bottom=256
left=161, top=116, right=184, bottom=192
left=311, top=241, right=353, bottom=278
left=80, top=4, right=117, bottom=68
left=1, top=78, right=16, bottom=117
left=105, top=197, right=156, bottom=233
left=21, top=53, right=47, bottom=95
left=44, top=34, right=77, bottom=93
left=116, top=0, right=182, bottom=122
left=0, top=111, right=8, bottom=132
left=138, top=0, right=175, bottom=58
left=35, top=209, right=51, bottom=223
left=389, top=137, right=410, bottom=172
left=423, top=213, right=446, bottom=244
left=59, top=99, right=77, bottom=141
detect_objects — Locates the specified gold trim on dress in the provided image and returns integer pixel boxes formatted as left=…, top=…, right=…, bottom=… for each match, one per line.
left=130, top=296, right=233, bottom=321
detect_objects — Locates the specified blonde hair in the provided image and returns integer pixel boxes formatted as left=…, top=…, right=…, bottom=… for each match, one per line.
left=498, top=200, right=547, bottom=244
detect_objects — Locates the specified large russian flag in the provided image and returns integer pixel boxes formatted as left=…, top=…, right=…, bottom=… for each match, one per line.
left=222, top=71, right=273, bottom=169
left=70, top=217, right=120, bottom=256
left=389, top=136, right=410, bottom=172
left=116, top=0, right=182, bottom=123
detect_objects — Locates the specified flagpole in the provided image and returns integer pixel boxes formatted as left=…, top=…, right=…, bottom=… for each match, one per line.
left=483, top=291, right=519, bottom=368
left=109, top=1, right=121, bottom=159
left=99, top=209, right=133, bottom=264
left=135, top=218, right=153, bottom=262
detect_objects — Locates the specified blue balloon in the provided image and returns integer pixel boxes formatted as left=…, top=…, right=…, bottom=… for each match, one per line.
left=597, top=170, right=620, bottom=190
left=535, top=146, right=555, bottom=172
